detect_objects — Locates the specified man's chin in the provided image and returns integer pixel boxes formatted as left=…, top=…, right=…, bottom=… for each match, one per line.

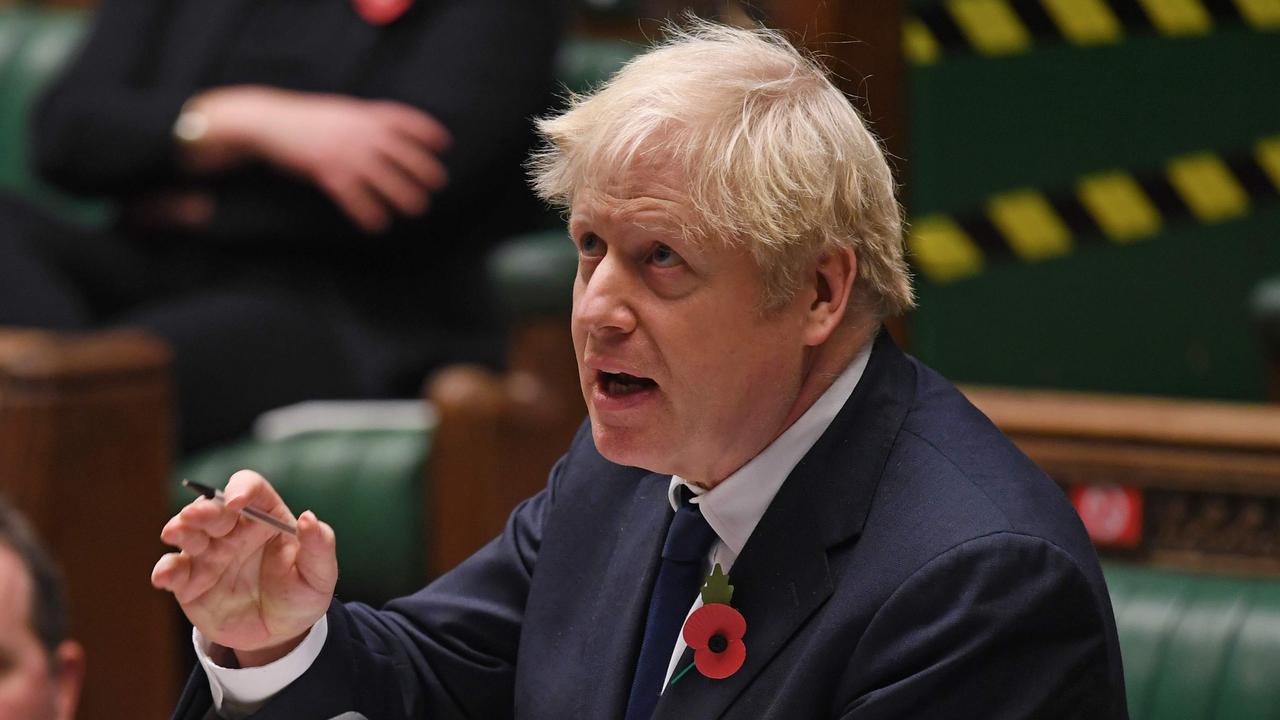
left=588, top=420, right=670, bottom=473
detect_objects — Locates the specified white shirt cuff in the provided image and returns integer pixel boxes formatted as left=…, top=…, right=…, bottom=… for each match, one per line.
left=193, top=616, right=329, bottom=718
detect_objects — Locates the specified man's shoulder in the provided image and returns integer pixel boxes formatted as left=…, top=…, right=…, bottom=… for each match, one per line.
left=866, top=356, right=1098, bottom=571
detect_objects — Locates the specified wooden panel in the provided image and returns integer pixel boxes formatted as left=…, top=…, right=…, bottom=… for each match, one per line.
left=964, top=384, right=1280, bottom=576
left=425, top=320, right=584, bottom=576
left=963, top=384, right=1280, bottom=452
left=0, top=329, right=178, bottom=720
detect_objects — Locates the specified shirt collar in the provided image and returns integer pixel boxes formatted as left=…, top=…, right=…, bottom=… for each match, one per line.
left=667, top=340, right=874, bottom=555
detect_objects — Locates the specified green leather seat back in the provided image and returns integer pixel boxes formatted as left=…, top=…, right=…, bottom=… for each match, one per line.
left=556, top=37, right=639, bottom=95
left=1105, top=562, right=1280, bottom=719
left=1253, top=276, right=1280, bottom=356
left=0, top=6, right=107, bottom=225
left=0, top=7, right=37, bottom=190
left=489, top=229, right=579, bottom=319
left=177, top=430, right=430, bottom=605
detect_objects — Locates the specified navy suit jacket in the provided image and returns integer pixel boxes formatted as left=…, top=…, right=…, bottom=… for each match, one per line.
left=175, top=331, right=1128, bottom=719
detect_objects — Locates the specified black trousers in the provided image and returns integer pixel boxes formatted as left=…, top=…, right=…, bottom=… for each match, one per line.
left=0, top=195, right=485, bottom=451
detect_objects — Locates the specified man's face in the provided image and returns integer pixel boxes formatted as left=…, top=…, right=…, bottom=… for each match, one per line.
left=570, top=158, right=815, bottom=485
left=0, top=546, right=79, bottom=720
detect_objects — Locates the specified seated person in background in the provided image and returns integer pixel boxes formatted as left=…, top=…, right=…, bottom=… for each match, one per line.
left=153, top=21, right=1127, bottom=719
left=0, top=0, right=564, bottom=450
left=0, top=496, right=84, bottom=720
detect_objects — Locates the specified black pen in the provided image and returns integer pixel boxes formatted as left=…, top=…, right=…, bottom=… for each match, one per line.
left=182, top=479, right=298, bottom=536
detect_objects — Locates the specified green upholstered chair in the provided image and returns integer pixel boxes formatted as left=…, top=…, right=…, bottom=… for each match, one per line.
left=0, top=6, right=107, bottom=225
left=178, top=428, right=431, bottom=604
left=1106, top=562, right=1280, bottom=719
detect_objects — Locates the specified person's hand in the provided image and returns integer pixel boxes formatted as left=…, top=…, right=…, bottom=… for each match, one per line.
left=151, top=470, right=338, bottom=667
left=178, top=86, right=452, bottom=233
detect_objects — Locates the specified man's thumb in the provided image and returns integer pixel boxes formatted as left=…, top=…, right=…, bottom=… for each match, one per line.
left=296, top=510, right=339, bottom=593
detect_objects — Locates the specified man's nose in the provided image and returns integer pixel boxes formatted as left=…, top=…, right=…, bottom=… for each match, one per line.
left=574, top=254, right=638, bottom=335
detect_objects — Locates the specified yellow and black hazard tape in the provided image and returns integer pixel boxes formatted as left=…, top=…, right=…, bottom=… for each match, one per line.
left=905, top=0, right=1280, bottom=64
left=909, top=135, right=1280, bottom=282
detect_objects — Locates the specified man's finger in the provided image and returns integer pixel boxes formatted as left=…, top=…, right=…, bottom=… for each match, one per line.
left=177, top=497, right=240, bottom=539
left=224, top=469, right=300, bottom=533
left=160, top=523, right=212, bottom=556
left=151, top=552, right=192, bottom=593
left=176, top=539, right=243, bottom=604
left=294, top=511, right=339, bottom=595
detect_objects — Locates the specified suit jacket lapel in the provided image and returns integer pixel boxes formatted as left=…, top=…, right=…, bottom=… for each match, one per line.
left=579, top=471, right=674, bottom=719
left=654, top=329, right=917, bottom=719
left=655, top=488, right=832, bottom=719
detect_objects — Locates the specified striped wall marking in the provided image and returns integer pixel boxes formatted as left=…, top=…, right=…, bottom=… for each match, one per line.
left=986, top=189, right=1074, bottom=260
left=910, top=136, right=1279, bottom=283
left=908, top=0, right=1276, bottom=63
left=909, top=215, right=985, bottom=281
left=1077, top=171, right=1164, bottom=242
left=1136, top=0, right=1214, bottom=35
left=1167, top=152, right=1249, bottom=222
left=1234, top=0, right=1280, bottom=28
left=904, top=17, right=942, bottom=65
left=1257, top=136, right=1280, bottom=191
left=1042, top=0, right=1125, bottom=44
left=946, top=0, right=1033, bottom=55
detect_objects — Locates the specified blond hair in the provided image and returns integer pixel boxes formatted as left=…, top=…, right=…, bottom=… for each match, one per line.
left=529, top=19, right=914, bottom=316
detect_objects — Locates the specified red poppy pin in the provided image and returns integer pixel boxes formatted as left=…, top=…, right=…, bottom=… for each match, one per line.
left=670, top=564, right=746, bottom=686
left=350, top=0, right=414, bottom=25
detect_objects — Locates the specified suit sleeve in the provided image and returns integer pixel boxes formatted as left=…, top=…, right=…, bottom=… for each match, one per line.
left=170, top=447, right=577, bottom=720
left=839, top=533, right=1125, bottom=720
left=33, top=0, right=188, bottom=195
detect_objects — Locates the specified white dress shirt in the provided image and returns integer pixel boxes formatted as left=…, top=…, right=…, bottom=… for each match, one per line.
left=659, top=339, right=870, bottom=688
left=197, top=341, right=872, bottom=715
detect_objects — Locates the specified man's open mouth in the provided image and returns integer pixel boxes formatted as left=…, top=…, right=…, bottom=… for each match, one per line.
left=598, top=371, right=658, bottom=397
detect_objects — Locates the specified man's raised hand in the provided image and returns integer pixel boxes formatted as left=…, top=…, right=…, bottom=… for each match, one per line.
left=151, top=469, right=338, bottom=667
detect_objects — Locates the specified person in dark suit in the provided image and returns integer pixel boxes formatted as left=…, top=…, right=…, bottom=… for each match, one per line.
left=152, top=20, right=1128, bottom=719
left=0, top=0, right=563, bottom=450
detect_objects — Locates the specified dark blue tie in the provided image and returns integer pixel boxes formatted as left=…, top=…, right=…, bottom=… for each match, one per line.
left=623, top=488, right=719, bottom=720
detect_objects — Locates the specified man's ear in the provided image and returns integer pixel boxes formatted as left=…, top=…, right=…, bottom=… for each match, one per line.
left=802, top=246, right=856, bottom=347
left=52, top=640, right=85, bottom=720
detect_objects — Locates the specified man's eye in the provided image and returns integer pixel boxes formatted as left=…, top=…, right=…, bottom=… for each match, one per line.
left=579, top=233, right=604, bottom=256
left=650, top=244, right=683, bottom=268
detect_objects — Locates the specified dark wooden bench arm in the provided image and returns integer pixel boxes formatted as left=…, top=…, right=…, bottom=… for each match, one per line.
left=0, top=328, right=179, bottom=720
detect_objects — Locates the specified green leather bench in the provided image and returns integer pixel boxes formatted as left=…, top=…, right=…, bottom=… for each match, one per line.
left=1107, top=562, right=1280, bottom=719
left=0, top=5, right=107, bottom=225
left=178, top=429, right=430, bottom=604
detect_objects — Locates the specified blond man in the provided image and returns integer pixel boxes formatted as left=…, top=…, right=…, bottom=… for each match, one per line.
left=156, top=21, right=1126, bottom=719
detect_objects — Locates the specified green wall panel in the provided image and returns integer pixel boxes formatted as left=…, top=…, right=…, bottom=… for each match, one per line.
left=907, top=19, right=1280, bottom=400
